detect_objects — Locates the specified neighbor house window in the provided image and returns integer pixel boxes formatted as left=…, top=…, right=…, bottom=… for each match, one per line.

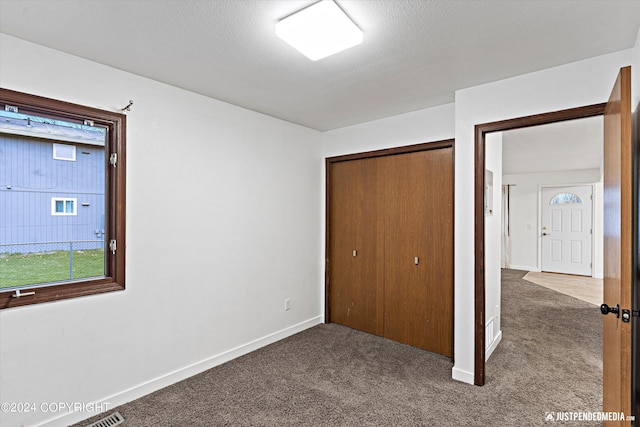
left=53, top=143, right=76, bottom=161
left=51, top=197, right=77, bottom=215
left=0, top=88, right=126, bottom=309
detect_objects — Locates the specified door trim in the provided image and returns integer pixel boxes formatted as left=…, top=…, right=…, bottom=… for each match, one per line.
left=325, top=139, right=454, bottom=325
left=473, top=103, right=606, bottom=386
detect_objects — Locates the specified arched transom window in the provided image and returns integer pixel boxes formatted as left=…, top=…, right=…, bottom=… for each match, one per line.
left=550, top=192, right=582, bottom=205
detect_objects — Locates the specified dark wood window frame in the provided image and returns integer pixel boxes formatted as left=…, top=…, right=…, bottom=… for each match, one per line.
left=0, top=88, right=126, bottom=309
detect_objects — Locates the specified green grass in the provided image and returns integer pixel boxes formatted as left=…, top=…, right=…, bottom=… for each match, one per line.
left=0, top=249, right=104, bottom=289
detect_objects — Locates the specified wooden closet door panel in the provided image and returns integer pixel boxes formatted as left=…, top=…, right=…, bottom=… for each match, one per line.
left=329, top=158, right=383, bottom=335
left=383, top=148, right=453, bottom=356
left=382, top=152, right=419, bottom=344
left=353, top=157, right=385, bottom=336
left=328, top=160, right=356, bottom=328
left=418, top=147, right=453, bottom=356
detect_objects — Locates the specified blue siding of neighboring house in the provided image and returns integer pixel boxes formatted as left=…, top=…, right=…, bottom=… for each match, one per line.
left=0, top=133, right=105, bottom=253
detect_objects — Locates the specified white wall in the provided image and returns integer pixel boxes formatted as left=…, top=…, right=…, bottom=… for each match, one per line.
left=484, top=133, right=502, bottom=359
left=323, top=103, right=455, bottom=157
left=453, top=49, right=633, bottom=384
left=0, top=34, right=324, bottom=427
left=502, top=169, right=603, bottom=278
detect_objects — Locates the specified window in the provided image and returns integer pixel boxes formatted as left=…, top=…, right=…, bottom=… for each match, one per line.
left=550, top=192, right=582, bottom=205
left=51, top=197, right=77, bottom=215
left=53, top=143, right=76, bottom=161
left=0, top=88, right=126, bottom=309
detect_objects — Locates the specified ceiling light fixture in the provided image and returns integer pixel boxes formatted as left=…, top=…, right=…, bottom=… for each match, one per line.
left=275, top=0, right=363, bottom=61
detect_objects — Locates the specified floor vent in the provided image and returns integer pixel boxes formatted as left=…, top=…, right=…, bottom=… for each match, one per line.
left=485, top=318, right=494, bottom=350
left=85, top=411, right=124, bottom=427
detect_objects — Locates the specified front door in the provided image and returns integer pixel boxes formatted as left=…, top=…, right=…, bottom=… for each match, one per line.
left=602, top=66, right=633, bottom=425
left=540, top=185, right=593, bottom=276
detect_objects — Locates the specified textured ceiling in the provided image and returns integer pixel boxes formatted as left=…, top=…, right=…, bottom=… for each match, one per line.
left=502, top=116, right=603, bottom=175
left=0, top=0, right=639, bottom=131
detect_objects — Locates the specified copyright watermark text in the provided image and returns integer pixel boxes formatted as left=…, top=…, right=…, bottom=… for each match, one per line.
left=545, top=411, right=634, bottom=422
left=1, top=401, right=110, bottom=414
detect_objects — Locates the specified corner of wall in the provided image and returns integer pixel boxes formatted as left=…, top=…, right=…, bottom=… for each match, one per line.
left=452, top=366, right=475, bottom=385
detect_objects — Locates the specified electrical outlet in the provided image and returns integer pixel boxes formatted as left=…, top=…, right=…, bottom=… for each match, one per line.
left=284, top=298, right=291, bottom=311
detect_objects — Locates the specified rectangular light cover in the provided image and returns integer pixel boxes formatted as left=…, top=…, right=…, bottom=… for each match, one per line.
left=275, top=0, right=363, bottom=61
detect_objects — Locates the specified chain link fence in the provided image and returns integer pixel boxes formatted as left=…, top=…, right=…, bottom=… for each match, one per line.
left=0, top=240, right=105, bottom=288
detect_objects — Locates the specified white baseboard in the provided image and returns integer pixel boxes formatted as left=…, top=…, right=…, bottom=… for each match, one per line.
left=507, top=264, right=539, bottom=272
left=37, top=316, right=324, bottom=427
left=452, top=366, right=474, bottom=384
left=485, top=330, right=503, bottom=360
left=452, top=329, right=502, bottom=385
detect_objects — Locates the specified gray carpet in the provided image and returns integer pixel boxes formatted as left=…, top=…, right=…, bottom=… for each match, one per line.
left=75, top=269, right=601, bottom=426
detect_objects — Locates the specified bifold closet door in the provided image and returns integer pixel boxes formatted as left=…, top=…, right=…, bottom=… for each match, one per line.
left=382, top=148, right=453, bottom=357
left=328, top=157, right=384, bottom=336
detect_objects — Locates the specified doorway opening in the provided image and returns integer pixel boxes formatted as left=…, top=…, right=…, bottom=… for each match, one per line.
left=473, top=103, right=606, bottom=386
left=482, top=116, right=605, bottom=372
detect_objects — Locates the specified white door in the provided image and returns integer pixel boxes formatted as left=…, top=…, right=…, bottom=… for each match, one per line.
left=540, top=185, right=593, bottom=276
